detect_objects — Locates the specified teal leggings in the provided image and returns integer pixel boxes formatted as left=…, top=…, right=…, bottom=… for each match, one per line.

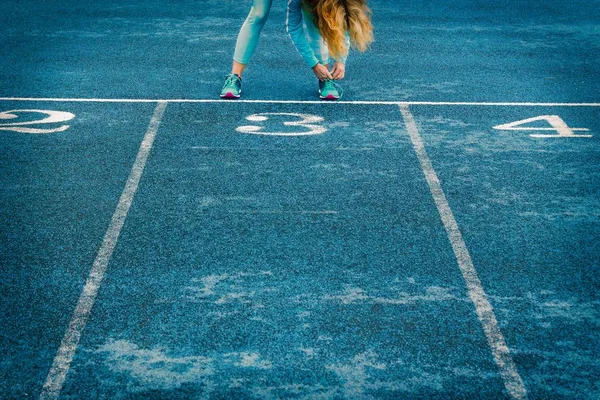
left=233, top=0, right=329, bottom=65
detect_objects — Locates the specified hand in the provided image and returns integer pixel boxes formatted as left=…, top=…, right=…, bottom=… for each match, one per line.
left=312, top=63, right=333, bottom=81
left=331, top=62, right=346, bottom=80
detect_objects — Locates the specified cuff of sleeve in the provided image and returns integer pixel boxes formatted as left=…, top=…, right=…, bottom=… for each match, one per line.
left=307, top=56, right=320, bottom=68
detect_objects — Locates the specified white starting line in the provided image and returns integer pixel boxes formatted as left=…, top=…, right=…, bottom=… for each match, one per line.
left=0, top=97, right=600, bottom=107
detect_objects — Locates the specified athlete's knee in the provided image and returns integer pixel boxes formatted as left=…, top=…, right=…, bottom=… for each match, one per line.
left=248, top=5, right=270, bottom=26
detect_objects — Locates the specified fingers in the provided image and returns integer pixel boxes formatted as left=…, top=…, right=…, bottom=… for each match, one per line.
left=321, top=66, right=333, bottom=81
left=331, top=66, right=339, bottom=80
left=312, top=64, right=333, bottom=81
left=316, top=71, right=329, bottom=81
left=331, top=63, right=346, bottom=80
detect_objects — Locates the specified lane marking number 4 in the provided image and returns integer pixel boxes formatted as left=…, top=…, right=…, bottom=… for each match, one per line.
left=493, top=115, right=592, bottom=138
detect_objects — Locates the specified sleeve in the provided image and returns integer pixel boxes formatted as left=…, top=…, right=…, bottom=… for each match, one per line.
left=286, top=0, right=320, bottom=68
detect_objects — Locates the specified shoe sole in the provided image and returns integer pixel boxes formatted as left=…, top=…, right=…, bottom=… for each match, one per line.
left=318, top=88, right=339, bottom=100
left=320, top=94, right=339, bottom=100
left=220, top=91, right=241, bottom=99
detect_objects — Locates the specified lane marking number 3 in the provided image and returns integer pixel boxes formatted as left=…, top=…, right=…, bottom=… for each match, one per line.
left=236, top=113, right=327, bottom=136
left=493, top=115, right=592, bottom=138
left=0, top=109, right=75, bottom=134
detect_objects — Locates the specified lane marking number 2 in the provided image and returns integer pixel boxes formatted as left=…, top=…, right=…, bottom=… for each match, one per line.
left=493, top=115, right=592, bottom=138
left=236, top=113, right=327, bottom=136
left=0, top=109, right=75, bottom=134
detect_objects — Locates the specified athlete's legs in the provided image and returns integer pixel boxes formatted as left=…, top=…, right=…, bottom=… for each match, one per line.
left=302, top=7, right=330, bottom=67
left=231, top=0, right=274, bottom=76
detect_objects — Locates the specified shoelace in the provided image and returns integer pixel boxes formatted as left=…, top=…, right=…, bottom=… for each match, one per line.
left=224, top=74, right=241, bottom=87
left=323, top=79, right=344, bottom=99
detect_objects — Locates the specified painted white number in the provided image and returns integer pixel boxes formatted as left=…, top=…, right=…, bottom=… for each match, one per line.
left=493, top=115, right=592, bottom=138
left=236, top=113, right=327, bottom=136
left=0, top=109, right=75, bottom=134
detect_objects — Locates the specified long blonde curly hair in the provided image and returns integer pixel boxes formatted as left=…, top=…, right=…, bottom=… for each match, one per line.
left=303, top=0, right=374, bottom=61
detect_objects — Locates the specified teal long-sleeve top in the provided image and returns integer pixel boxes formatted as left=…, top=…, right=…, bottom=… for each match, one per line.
left=286, top=0, right=350, bottom=67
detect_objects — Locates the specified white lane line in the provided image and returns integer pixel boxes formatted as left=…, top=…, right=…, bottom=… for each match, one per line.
left=0, top=97, right=599, bottom=106
left=399, top=104, right=528, bottom=400
left=39, top=101, right=168, bottom=400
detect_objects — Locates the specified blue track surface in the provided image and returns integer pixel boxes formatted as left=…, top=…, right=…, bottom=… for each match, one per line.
left=1, top=1, right=599, bottom=399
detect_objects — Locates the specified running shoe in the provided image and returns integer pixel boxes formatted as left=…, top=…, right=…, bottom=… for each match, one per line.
left=220, top=74, right=242, bottom=98
left=319, top=79, right=340, bottom=100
